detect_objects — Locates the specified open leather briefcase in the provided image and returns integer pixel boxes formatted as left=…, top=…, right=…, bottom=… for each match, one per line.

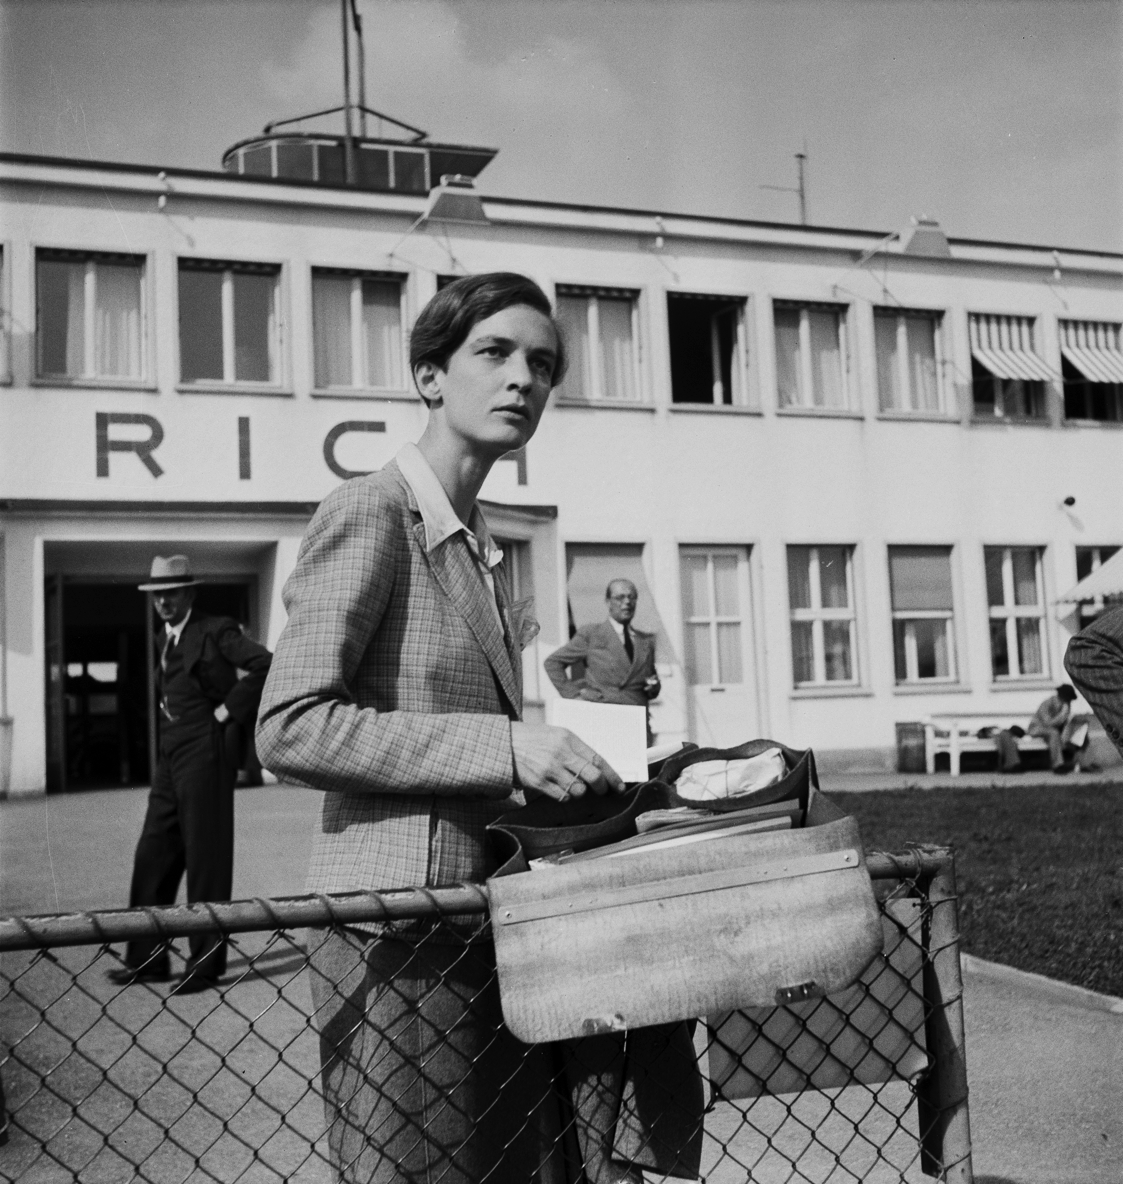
left=487, top=741, right=883, bottom=1045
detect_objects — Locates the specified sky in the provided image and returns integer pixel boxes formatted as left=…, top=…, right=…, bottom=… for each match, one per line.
left=1, top=0, right=1120, bottom=252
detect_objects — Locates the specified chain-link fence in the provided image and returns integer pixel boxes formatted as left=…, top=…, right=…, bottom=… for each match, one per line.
left=1, top=847, right=970, bottom=1183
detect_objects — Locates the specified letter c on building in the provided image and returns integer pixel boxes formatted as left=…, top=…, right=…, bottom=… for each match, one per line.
left=323, top=421, right=386, bottom=480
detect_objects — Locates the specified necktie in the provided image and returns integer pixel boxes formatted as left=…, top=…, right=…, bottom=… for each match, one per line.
left=623, top=624, right=634, bottom=663
left=159, top=630, right=177, bottom=721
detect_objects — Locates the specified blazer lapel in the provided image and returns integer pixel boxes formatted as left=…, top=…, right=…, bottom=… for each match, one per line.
left=493, top=560, right=524, bottom=707
left=178, top=616, right=206, bottom=673
left=415, top=523, right=522, bottom=717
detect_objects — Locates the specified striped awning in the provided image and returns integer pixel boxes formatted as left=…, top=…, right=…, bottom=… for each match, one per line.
left=969, top=314, right=1056, bottom=382
left=1057, top=548, right=1123, bottom=602
left=1059, top=320, right=1123, bottom=383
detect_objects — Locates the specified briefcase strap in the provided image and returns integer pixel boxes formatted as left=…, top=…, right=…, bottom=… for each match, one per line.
left=493, top=848, right=859, bottom=926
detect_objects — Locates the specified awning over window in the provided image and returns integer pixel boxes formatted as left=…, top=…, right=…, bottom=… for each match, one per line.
left=969, top=314, right=1056, bottom=382
left=1059, top=320, right=1123, bottom=383
left=1057, top=548, right=1123, bottom=602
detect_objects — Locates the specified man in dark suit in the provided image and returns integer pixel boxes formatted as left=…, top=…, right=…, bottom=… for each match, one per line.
left=545, top=579, right=661, bottom=741
left=108, top=555, right=272, bottom=992
left=1066, top=604, right=1123, bottom=760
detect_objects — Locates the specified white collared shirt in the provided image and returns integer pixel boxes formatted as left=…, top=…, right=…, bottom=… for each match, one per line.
left=395, top=443, right=505, bottom=633
left=165, top=608, right=192, bottom=647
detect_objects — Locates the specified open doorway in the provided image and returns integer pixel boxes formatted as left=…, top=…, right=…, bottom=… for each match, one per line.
left=45, top=578, right=255, bottom=792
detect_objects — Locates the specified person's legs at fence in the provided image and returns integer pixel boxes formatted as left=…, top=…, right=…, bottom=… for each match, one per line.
left=173, top=723, right=235, bottom=987
left=563, top=1033, right=640, bottom=1184
left=114, top=749, right=183, bottom=981
left=564, top=1023, right=705, bottom=1183
left=307, top=925, right=559, bottom=1183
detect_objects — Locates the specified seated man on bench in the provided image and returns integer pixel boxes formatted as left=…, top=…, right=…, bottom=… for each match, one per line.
left=995, top=684, right=1093, bottom=774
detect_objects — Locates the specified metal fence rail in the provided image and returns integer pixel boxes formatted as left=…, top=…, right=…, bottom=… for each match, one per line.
left=0, top=848, right=971, bottom=1183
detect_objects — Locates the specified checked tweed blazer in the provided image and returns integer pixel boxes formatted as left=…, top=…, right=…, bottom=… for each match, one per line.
left=256, top=461, right=525, bottom=897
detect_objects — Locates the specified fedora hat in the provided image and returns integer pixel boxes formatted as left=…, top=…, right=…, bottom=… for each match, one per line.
left=138, top=555, right=202, bottom=592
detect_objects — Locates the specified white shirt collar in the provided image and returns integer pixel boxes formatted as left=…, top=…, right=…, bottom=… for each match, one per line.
left=165, top=608, right=192, bottom=644
left=609, top=616, right=627, bottom=639
left=396, top=443, right=503, bottom=570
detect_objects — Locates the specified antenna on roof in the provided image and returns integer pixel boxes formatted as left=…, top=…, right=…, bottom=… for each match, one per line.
left=761, top=144, right=809, bottom=225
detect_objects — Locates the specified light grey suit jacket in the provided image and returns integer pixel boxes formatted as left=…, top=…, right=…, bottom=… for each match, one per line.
left=544, top=619, right=659, bottom=706
left=256, top=462, right=524, bottom=896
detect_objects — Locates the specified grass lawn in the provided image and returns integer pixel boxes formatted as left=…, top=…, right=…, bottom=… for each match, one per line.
left=841, top=783, right=1123, bottom=998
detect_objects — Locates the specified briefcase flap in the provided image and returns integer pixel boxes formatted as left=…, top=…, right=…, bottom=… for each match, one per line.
left=488, top=791, right=883, bottom=1044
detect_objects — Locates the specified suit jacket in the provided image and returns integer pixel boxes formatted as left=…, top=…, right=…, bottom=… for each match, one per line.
left=1065, top=606, right=1123, bottom=756
left=544, top=620, right=659, bottom=706
left=159, top=612, right=272, bottom=728
left=256, top=462, right=524, bottom=895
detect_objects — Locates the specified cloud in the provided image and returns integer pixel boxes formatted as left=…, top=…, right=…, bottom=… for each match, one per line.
left=256, top=1, right=629, bottom=195
left=260, top=3, right=624, bottom=135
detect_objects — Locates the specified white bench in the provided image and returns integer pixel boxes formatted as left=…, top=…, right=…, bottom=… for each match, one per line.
left=922, top=713, right=1048, bottom=775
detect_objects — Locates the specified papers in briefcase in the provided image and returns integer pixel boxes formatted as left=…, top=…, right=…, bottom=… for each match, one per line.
left=545, top=699, right=649, bottom=784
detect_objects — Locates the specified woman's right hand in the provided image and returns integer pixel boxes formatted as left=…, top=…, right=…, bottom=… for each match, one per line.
left=510, top=723, right=626, bottom=801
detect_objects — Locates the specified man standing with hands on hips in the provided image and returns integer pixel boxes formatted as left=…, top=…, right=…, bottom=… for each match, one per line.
left=545, top=578, right=661, bottom=743
left=108, top=555, right=272, bottom=993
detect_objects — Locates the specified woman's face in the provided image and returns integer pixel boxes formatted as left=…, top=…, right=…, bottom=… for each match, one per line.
left=416, top=304, right=559, bottom=456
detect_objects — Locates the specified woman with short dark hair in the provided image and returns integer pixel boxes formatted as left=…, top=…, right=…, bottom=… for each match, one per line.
left=258, top=273, right=622, bottom=1180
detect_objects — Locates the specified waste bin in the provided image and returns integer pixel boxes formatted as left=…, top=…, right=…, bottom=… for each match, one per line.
left=895, top=722, right=926, bottom=774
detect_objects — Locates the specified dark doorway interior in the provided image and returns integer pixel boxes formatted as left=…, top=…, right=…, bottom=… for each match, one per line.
left=48, top=580, right=254, bottom=792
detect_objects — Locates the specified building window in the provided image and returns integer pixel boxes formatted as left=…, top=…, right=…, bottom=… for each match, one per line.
left=667, top=293, right=747, bottom=405
left=1075, top=545, right=1122, bottom=626
left=554, top=286, right=640, bottom=402
left=178, top=259, right=280, bottom=385
left=36, top=249, right=145, bottom=380
left=494, top=537, right=533, bottom=604
left=984, top=546, right=1047, bottom=679
left=680, top=549, right=746, bottom=685
left=774, top=302, right=849, bottom=410
left=969, top=314, right=1050, bottom=420
left=888, top=546, right=956, bottom=683
left=875, top=308, right=943, bottom=413
left=787, top=545, right=858, bottom=686
left=312, top=270, right=404, bottom=390
left=1059, top=320, right=1123, bottom=422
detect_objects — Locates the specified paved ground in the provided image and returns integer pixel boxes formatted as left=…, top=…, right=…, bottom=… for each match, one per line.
left=2, top=784, right=1121, bottom=1182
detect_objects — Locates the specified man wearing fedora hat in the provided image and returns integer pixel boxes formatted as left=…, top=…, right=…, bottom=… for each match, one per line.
left=109, top=555, right=272, bottom=992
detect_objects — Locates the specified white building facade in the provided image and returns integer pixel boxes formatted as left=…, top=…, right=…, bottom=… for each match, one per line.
left=2, top=150, right=1121, bottom=796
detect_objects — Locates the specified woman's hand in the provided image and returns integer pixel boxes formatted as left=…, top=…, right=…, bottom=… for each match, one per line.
left=511, top=723, right=626, bottom=801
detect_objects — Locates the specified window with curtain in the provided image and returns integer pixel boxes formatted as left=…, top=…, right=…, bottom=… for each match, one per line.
left=888, top=546, right=956, bottom=683
left=1075, top=545, right=1122, bottom=627
left=312, top=270, right=405, bottom=390
left=1060, top=320, right=1123, bottom=422
left=984, top=546, right=1047, bottom=679
left=679, top=548, right=747, bottom=685
left=36, top=250, right=144, bottom=380
left=667, top=293, right=748, bottom=405
left=875, top=308, right=942, bottom=413
left=787, top=545, right=858, bottom=686
left=969, top=314, right=1049, bottom=419
left=554, top=286, right=640, bottom=402
left=178, top=259, right=280, bottom=385
left=774, top=302, right=848, bottom=409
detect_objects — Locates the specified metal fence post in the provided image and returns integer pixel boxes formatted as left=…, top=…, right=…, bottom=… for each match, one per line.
left=917, top=848, right=973, bottom=1182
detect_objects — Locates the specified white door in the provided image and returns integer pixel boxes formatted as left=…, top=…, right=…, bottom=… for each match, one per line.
left=679, top=547, right=759, bottom=747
